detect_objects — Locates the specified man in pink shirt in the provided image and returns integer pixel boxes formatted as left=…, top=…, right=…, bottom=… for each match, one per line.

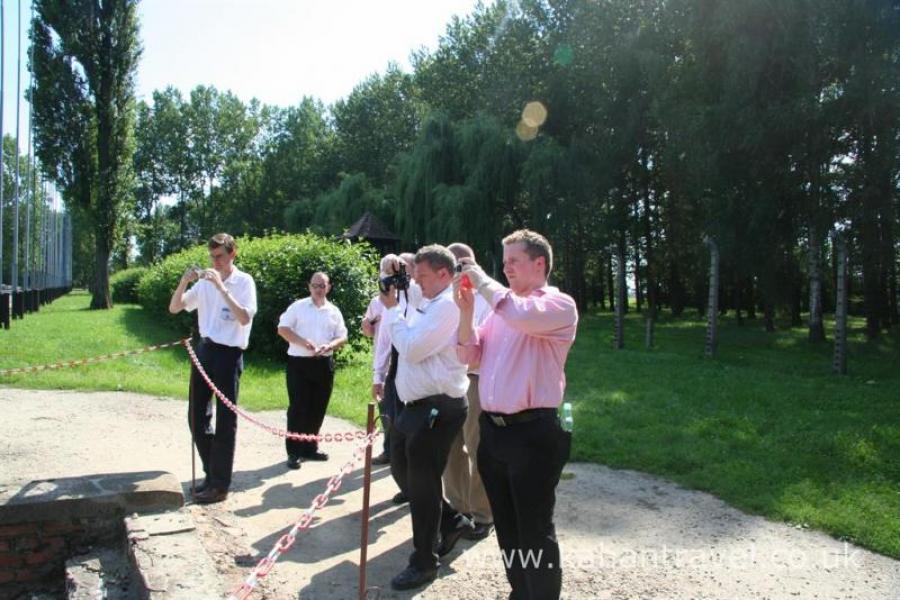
left=456, top=229, right=578, bottom=600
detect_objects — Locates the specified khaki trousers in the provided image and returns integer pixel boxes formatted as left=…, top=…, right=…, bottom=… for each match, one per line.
left=442, top=374, right=493, bottom=524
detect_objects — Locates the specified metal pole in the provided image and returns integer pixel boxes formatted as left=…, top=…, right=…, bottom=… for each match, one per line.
left=24, top=0, right=32, bottom=295
left=11, top=0, right=20, bottom=303
left=65, top=210, right=71, bottom=287
left=358, top=402, right=376, bottom=600
left=0, top=0, right=6, bottom=297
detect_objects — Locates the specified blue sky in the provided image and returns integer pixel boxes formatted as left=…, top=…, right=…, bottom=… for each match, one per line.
left=1, top=0, right=483, bottom=153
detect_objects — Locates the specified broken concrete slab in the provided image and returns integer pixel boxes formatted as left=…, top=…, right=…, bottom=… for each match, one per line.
left=126, top=509, right=222, bottom=599
left=0, top=471, right=184, bottom=525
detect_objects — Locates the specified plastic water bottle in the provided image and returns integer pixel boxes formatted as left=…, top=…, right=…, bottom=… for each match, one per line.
left=561, top=402, right=574, bottom=433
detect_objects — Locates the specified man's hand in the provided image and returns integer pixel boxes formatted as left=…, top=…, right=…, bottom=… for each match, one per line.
left=362, top=316, right=375, bottom=337
left=384, top=256, right=401, bottom=275
left=459, top=259, right=503, bottom=303
left=453, top=276, right=475, bottom=315
left=181, top=266, right=200, bottom=285
left=371, top=383, right=384, bottom=400
left=204, top=269, right=226, bottom=293
left=314, top=343, right=331, bottom=356
left=458, top=259, right=489, bottom=289
left=379, top=286, right=399, bottom=309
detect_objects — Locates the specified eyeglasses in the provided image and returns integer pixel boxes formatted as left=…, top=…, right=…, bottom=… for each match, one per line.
left=309, top=283, right=327, bottom=289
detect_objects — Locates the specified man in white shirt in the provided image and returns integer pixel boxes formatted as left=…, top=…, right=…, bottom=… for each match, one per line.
left=169, top=233, right=258, bottom=504
left=277, top=272, right=348, bottom=469
left=372, top=253, right=423, bottom=493
left=362, top=254, right=398, bottom=466
left=380, top=245, right=469, bottom=591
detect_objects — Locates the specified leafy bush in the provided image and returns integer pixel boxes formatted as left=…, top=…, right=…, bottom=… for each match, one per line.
left=137, top=233, right=379, bottom=359
left=110, top=267, right=148, bottom=304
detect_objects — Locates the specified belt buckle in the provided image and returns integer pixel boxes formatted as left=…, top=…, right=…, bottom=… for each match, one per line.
left=489, top=414, right=507, bottom=427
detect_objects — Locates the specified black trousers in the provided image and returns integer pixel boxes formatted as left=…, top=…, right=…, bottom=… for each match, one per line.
left=188, top=340, right=243, bottom=490
left=285, top=355, right=335, bottom=458
left=478, top=412, right=571, bottom=600
left=390, top=395, right=467, bottom=571
left=378, top=375, right=404, bottom=458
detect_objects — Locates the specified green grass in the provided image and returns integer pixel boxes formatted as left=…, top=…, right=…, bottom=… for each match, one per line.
left=2, top=291, right=899, bottom=559
left=567, top=308, right=900, bottom=558
left=0, top=290, right=372, bottom=421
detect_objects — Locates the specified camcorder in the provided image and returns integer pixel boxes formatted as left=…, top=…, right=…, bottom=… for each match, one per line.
left=379, top=263, right=410, bottom=294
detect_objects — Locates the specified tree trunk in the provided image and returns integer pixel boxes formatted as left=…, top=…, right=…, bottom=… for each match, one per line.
left=644, top=315, right=654, bottom=349
left=746, top=276, right=756, bottom=319
left=670, top=263, right=685, bottom=317
left=832, top=233, right=848, bottom=375
left=890, top=248, right=898, bottom=326
left=734, top=271, right=744, bottom=326
left=607, top=252, right=615, bottom=313
left=634, top=237, right=643, bottom=313
left=90, top=232, right=112, bottom=309
left=642, top=180, right=656, bottom=347
left=808, top=223, right=825, bottom=342
left=704, top=236, right=719, bottom=358
left=614, top=242, right=626, bottom=349
left=883, top=214, right=896, bottom=327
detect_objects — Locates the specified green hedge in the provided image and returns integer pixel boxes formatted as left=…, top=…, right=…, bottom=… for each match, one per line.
left=110, top=267, right=148, bottom=304
left=137, top=233, right=379, bottom=358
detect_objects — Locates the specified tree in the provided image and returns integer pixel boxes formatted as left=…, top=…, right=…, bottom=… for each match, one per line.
left=331, top=65, right=421, bottom=187
left=31, top=0, right=141, bottom=308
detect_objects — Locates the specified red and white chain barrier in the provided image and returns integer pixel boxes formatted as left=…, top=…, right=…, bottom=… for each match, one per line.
left=228, top=431, right=379, bottom=600
left=0, top=339, right=188, bottom=377
left=183, top=338, right=376, bottom=444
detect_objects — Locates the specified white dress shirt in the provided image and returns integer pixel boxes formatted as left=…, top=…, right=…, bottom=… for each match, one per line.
left=384, top=285, right=469, bottom=403
left=278, top=297, right=348, bottom=357
left=183, top=266, right=257, bottom=349
left=373, top=281, right=424, bottom=384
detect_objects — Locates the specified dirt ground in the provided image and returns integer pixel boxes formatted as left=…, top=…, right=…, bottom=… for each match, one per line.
left=1, top=387, right=898, bottom=599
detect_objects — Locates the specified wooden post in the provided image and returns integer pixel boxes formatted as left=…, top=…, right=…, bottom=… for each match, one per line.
left=358, top=402, right=376, bottom=599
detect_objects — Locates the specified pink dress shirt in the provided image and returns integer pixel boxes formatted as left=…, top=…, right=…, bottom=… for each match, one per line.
left=458, top=285, right=578, bottom=414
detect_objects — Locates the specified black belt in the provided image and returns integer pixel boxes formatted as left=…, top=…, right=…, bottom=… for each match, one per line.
left=483, top=408, right=557, bottom=427
left=201, top=337, right=241, bottom=350
left=404, top=394, right=466, bottom=409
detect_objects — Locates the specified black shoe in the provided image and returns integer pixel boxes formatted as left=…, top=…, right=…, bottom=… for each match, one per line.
left=191, top=478, right=210, bottom=495
left=304, top=451, right=329, bottom=461
left=286, top=456, right=301, bottom=470
left=464, top=521, right=494, bottom=540
left=193, top=487, right=228, bottom=504
left=372, top=453, right=390, bottom=465
left=390, top=565, right=437, bottom=591
left=392, top=492, right=409, bottom=505
left=437, top=513, right=475, bottom=556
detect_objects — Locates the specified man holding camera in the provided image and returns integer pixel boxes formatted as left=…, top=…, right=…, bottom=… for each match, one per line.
left=362, top=254, right=400, bottom=466
left=456, top=229, right=578, bottom=600
left=372, top=253, right=422, bottom=501
left=380, top=245, right=468, bottom=591
left=277, top=272, right=348, bottom=469
left=169, top=233, right=257, bottom=504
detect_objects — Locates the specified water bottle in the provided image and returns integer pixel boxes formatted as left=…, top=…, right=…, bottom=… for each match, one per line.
left=561, top=402, right=574, bottom=433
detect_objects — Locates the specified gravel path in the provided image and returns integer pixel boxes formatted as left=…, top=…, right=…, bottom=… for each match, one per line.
left=1, top=387, right=897, bottom=599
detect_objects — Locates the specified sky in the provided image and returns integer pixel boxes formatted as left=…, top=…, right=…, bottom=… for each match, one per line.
left=1, top=0, right=483, bottom=154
